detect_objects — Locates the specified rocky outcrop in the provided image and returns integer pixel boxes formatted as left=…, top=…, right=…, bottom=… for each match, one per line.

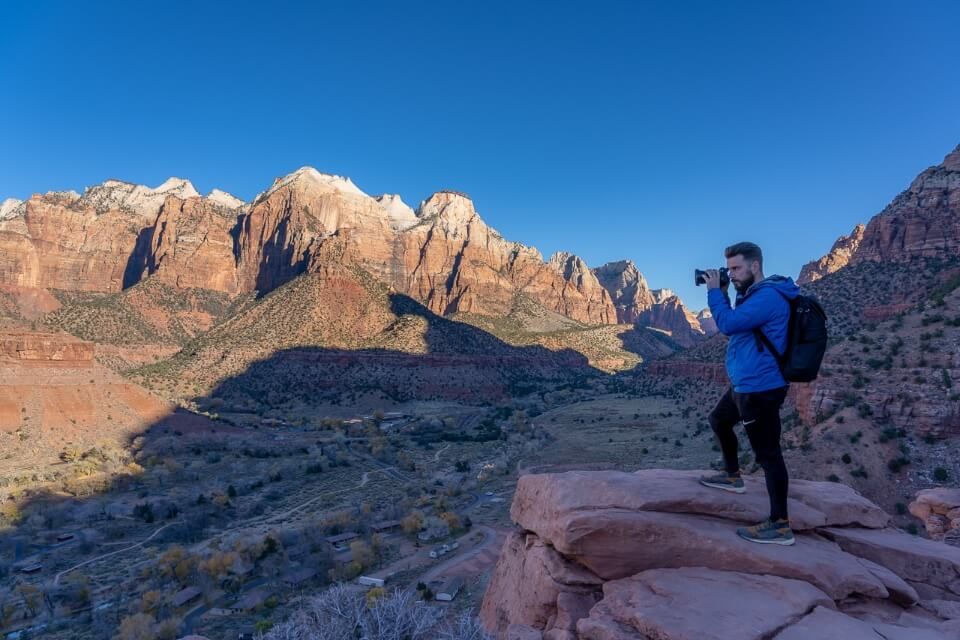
left=0, top=331, right=94, bottom=364
left=799, top=223, right=866, bottom=284
left=593, top=260, right=717, bottom=343
left=696, top=308, right=716, bottom=334
left=592, top=260, right=655, bottom=324
left=800, top=144, right=960, bottom=284
left=910, top=489, right=960, bottom=546
left=480, top=468, right=960, bottom=639
left=634, top=294, right=709, bottom=347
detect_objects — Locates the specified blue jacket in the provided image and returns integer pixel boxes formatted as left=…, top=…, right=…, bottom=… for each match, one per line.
left=707, top=275, right=801, bottom=393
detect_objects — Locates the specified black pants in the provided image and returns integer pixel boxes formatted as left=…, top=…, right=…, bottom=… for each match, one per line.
left=709, top=385, right=790, bottom=522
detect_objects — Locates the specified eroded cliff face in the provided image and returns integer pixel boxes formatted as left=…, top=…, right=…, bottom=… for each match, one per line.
left=592, top=260, right=715, bottom=345
left=592, top=260, right=655, bottom=323
left=0, top=193, right=141, bottom=292
left=801, top=145, right=960, bottom=284
left=143, top=197, right=242, bottom=293
left=1, top=169, right=678, bottom=329
left=0, top=180, right=245, bottom=294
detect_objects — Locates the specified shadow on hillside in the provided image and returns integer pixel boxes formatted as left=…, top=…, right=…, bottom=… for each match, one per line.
left=0, top=292, right=605, bottom=637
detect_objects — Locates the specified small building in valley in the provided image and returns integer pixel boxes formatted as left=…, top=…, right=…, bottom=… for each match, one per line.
left=281, top=568, right=317, bottom=587
left=436, top=576, right=464, bottom=601
left=171, top=586, right=202, bottom=609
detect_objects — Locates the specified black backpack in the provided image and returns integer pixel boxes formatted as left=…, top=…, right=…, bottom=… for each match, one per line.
left=753, top=291, right=828, bottom=383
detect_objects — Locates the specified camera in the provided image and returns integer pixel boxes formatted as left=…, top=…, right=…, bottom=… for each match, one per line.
left=694, top=267, right=729, bottom=287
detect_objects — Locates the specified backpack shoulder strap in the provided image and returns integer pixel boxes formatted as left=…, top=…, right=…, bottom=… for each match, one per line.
left=753, top=328, right=783, bottom=364
left=751, top=287, right=794, bottom=365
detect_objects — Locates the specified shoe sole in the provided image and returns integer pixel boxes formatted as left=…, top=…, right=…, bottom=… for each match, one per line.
left=737, top=532, right=796, bottom=546
left=699, top=480, right=746, bottom=494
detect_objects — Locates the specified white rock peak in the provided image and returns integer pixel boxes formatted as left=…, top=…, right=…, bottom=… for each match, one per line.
left=253, top=166, right=368, bottom=203
left=207, top=189, right=246, bottom=210
left=416, top=191, right=480, bottom=232
left=153, top=177, right=200, bottom=198
left=79, top=176, right=201, bottom=216
left=1, top=198, right=24, bottom=220
left=375, top=194, right=418, bottom=231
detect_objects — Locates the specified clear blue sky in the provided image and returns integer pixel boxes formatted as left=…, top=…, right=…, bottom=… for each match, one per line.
left=3, top=1, right=959, bottom=310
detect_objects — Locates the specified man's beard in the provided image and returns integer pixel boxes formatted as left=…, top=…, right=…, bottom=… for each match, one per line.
left=734, top=273, right=756, bottom=294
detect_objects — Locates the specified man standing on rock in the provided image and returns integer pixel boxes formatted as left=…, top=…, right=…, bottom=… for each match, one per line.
left=698, top=242, right=801, bottom=546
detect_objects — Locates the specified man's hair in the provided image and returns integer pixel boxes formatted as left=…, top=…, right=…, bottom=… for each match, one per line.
left=724, top=241, right=763, bottom=268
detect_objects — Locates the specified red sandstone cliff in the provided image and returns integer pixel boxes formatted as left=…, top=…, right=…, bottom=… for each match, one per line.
left=800, top=144, right=960, bottom=284
left=0, top=169, right=681, bottom=331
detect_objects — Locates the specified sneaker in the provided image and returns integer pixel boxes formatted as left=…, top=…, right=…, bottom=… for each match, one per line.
left=736, top=519, right=796, bottom=546
left=698, top=472, right=745, bottom=494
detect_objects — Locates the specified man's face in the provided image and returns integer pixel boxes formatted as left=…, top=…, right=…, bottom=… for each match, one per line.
left=726, top=254, right=758, bottom=294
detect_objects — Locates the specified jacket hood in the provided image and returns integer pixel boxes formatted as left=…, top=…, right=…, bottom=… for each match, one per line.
left=738, top=274, right=801, bottom=303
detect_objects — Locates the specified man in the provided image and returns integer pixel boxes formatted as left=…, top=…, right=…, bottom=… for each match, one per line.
left=698, top=241, right=800, bottom=546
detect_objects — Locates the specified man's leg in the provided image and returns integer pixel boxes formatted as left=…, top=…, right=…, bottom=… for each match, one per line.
left=701, top=387, right=746, bottom=493
left=741, top=387, right=790, bottom=522
left=708, top=387, right=742, bottom=475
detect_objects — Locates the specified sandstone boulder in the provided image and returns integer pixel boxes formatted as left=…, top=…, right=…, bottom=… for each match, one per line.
left=480, top=531, right=603, bottom=636
left=541, top=509, right=887, bottom=600
left=772, top=606, right=951, bottom=640
left=511, top=469, right=888, bottom=535
left=511, top=469, right=826, bottom=532
left=823, top=526, right=960, bottom=598
left=482, top=469, right=960, bottom=639
left=911, top=488, right=960, bottom=543
left=577, top=568, right=833, bottom=640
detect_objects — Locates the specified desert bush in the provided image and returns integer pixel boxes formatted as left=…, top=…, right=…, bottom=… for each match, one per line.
left=263, top=584, right=490, bottom=640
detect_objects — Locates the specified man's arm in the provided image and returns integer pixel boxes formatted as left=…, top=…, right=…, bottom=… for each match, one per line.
left=708, top=287, right=778, bottom=335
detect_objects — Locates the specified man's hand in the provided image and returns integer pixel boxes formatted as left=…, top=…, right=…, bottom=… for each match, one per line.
left=704, top=269, right=722, bottom=290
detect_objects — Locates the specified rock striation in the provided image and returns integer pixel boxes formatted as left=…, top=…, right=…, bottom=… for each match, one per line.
left=480, top=468, right=960, bottom=639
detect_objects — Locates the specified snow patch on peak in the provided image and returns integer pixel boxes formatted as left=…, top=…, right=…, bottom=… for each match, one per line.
left=207, top=189, right=245, bottom=210
left=254, top=166, right=368, bottom=203
left=375, top=194, right=418, bottom=231
left=1, top=198, right=24, bottom=220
